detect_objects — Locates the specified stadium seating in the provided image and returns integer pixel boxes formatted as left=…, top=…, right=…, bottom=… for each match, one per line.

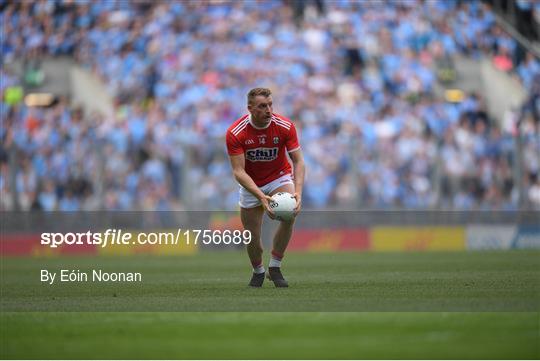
left=1, top=1, right=539, bottom=210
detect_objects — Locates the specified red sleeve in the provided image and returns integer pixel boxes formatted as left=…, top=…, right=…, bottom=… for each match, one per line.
left=226, top=130, right=244, bottom=156
left=286, top=122, right=300, bottom=153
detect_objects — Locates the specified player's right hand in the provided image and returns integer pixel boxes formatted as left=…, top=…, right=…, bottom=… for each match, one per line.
left=260, top=195, right=276, bottom=219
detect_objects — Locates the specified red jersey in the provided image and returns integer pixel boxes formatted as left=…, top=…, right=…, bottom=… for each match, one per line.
left=226, top=113, right=301, bottom=186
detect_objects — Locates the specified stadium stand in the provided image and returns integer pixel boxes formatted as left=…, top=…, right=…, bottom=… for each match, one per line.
left=1, top=0, right=539, bottom=211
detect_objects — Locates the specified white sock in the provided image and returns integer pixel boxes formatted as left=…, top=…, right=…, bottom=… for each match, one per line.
left=253, top=265, right=265, bottom=274
left=269, top=258, right=281, bottom=268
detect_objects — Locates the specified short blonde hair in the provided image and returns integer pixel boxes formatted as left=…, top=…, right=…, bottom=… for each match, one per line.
left=247, top=88, right=272, bottom=105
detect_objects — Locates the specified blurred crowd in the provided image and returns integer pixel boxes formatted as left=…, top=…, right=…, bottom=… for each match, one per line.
left=1, top=0, right=539, bottom=211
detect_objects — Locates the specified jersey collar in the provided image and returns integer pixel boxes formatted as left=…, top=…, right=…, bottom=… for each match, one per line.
left=249, top=114, right=272, bottom=130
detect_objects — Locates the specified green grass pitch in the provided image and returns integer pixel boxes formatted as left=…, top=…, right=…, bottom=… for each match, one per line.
left=1, top=251, right=539, bottom=359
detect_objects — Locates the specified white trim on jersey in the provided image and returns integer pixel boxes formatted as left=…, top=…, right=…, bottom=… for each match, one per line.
left=231, top=116, right=249, bottom=134
left=272, top=117, right=291, bottom=130
left=232, top=122, right=249, bottom=136
left=272, top=114, right=292, bottom=124
left=232, top=116, right=250, bottom=136
left=287, top=146, right=301, bottom=153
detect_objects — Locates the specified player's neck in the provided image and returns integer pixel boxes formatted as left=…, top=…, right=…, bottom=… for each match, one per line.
left=250, top=115, right=271, bottom=129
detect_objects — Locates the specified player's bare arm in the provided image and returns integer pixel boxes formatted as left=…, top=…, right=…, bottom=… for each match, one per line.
left=289, top=148, right=305, bottom=215
left=228, top=153, right=275, bottom=217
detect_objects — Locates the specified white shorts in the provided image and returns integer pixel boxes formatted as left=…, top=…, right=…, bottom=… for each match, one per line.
left=239, top=174, right=294, bottom=208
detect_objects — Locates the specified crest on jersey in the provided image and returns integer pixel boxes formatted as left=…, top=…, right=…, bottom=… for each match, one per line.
left=273, top=136, right=279, bottom=144
left=257, top=135, right=266, bottom=144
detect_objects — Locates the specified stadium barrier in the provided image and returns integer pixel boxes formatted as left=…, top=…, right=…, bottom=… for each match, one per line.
left=288, top=229, right=370, bottom=251
left=1, top=211, right=539, bottom=256
left=466, top=225, right=540, bottom=250
left=371, top=227, right=465, bottom=251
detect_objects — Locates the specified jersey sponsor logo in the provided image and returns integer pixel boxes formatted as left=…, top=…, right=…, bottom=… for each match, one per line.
left=245, top=139, right=255, bottom=145
left=246, top=147, right=278, bottom=162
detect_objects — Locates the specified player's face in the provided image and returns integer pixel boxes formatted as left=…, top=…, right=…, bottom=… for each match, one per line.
left=248, top=96, right=273, bottom=124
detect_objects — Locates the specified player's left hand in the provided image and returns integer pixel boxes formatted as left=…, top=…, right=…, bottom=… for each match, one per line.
left=293, top=193, right=302, bottom=216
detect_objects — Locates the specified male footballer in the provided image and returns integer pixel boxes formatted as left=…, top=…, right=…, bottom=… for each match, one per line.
left=226, top=88, right=305, bottom=288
